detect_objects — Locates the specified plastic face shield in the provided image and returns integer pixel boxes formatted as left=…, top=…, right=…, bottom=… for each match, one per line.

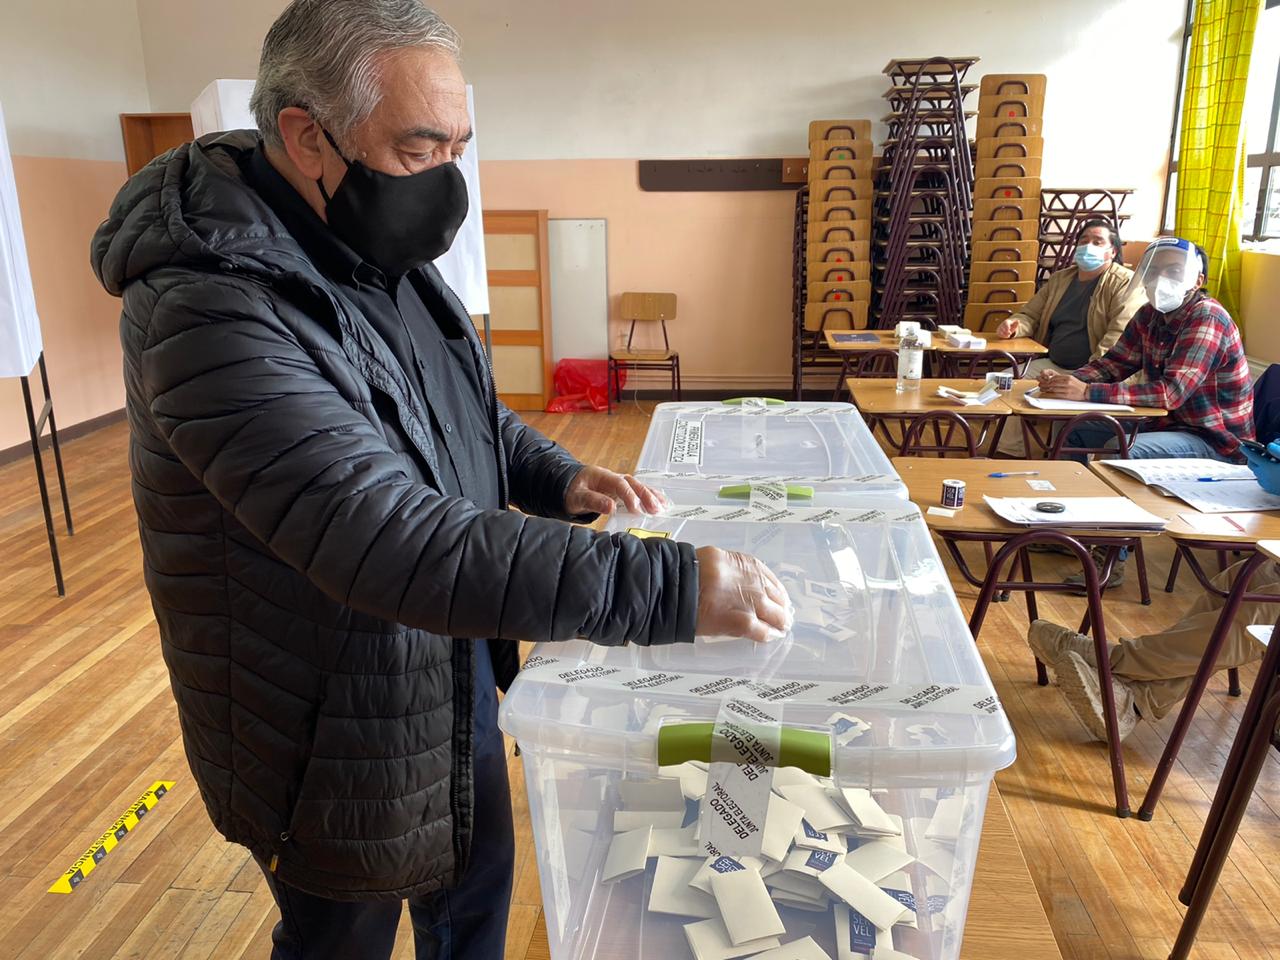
left=1126, top=238, right=1203, bottom=313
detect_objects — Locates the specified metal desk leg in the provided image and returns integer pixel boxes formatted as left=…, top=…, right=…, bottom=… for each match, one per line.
left=1169, top=690, right=1280, bottom=959
left=1136, top=550, right=1272, bottom=821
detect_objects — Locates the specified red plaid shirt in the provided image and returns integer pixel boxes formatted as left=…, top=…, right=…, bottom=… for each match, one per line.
left=1074, top=292, right=1253, bottom=457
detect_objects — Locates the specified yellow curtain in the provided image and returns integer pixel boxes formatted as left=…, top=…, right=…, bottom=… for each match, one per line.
left=1174, top=0, right=1262, bottom=321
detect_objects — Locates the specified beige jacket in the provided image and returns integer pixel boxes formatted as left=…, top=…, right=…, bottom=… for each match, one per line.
left=1011, top=262, right=1144, bottom=361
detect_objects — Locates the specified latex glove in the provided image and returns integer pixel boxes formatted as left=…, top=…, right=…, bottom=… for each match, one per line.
left=694, top=547, right=793, bottom=643
left=565, top=465, right=667, bottom=516
left=996, top=318, right=1019, bottom=339
left=1241, top=440, right=1280, bottom=496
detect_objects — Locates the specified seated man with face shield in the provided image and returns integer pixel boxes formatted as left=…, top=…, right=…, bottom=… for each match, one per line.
left=995, top=218, right=1144, bottom=377
left=1038, top=237, right=1254, bottom=590
left=1040, top=236, right=1253, bottom=462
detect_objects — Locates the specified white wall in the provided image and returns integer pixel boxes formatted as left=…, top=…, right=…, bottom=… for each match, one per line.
left=137, top=0, right=1182, bottom=232
left=0, top=0, right=151, bottom=161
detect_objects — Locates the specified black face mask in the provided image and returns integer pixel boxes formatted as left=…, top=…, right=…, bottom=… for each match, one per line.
left=317, top=128, right=469, bottom=277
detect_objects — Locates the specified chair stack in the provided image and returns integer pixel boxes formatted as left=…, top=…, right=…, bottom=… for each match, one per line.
left=1037, top=188, right=1134, bottom=286
left=874, top=56, right=979, bottom=332
left=792, top=119, right=875, bottom=396
left=966, top=74, right=1046, bottom=335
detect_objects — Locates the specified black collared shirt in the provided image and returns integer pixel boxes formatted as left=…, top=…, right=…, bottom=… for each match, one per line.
left=241, top=144, right=499, bottom=510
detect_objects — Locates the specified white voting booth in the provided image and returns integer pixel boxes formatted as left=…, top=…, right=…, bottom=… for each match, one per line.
left=0, top=100, right=72, bottom=595
left=190, top=79, right=491, bottom=324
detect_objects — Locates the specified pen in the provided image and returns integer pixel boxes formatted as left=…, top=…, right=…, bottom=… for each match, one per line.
left=1195, top=477, right=1254, bottom=482
left=989, top=471, right=1040, bottom=478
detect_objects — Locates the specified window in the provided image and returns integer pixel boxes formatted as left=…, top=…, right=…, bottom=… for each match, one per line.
left=1162, top=0, right=1280, bottom=241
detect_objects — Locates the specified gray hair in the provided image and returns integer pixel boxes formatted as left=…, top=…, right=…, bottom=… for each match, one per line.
left=250, top=0, right=460, bottom=149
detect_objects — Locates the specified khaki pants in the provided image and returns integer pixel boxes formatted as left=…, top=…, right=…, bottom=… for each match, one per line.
left=998, top=357, right=1071, bottom=457
left=1113, top=558, right=1278, bottom=720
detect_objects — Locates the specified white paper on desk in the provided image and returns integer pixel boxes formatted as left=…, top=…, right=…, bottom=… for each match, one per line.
left=1177, top=512, right=1251, bottom=535
left=751, top=936, right=835, bottom=960
left=1101, top=458, right=1252, bottom=486
left=820, top=861, right=911, bottom=929
left=936, top=383, right=1000, bottom=406
left=982, top=496, right=1167, bottom=530
left=844, top=839, right=915, bottom=882
left=1022, top=387, right=1134, bottom=412
left=683, top=918, right=782, bottom=960
left=648, top=856, right=719, bottom=918
left=1158, top=480, right=1280, bottom=514
left=711, top=868, right=786, bottom=945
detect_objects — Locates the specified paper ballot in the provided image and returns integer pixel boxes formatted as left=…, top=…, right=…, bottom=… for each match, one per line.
left=936, top=383, right=1000, bottom=407
left=648, top=856, right=719, bottom=919
left=819, top=861, right=912, bottom=930
left=777, top=784, right=855, bottom=832
left=925, top=796, right=965, bottom=843
left=1021, top=388, right=1133, bottom=412
left=844, top=839, right=916, bottom=882
left=838, top=788, right=900, bottom=837
left=601, top=826, right=651, bottom=883
left=649, top=825, right=701, bottom=858
left=761, top=794, right=807, bottom=862
left=750, top=937, right=835, bottom=960
left=683, top=917, right=782, bottom=960
left=711, top=867, right=786, bottom=945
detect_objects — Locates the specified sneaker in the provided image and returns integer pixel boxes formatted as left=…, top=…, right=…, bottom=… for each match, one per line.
left=1055, top=651, right=1139, bottom=742
left=1027, top=620, right=1097, bottom=671
left=1064, top=550, right=1126, bottom=592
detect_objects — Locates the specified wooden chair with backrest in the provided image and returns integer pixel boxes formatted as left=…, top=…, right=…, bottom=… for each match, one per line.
left=833, top=348, right=898, bottom=401
left=952, top=349, right=1026, bottom=379
left=608, top=292, right=681, bottom=404
left=901, top=411, right=978, bottom=458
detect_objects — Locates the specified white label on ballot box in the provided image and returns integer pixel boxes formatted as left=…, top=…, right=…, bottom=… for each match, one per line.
left=701, top=698, right=781, bottom=857
left=517, top=656, right=1004, bottom=718
left=669, top=418, right=704, bottom=465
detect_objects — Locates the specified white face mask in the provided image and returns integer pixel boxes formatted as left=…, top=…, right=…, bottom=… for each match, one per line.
left=1145, top=275, right=1192, bottom=313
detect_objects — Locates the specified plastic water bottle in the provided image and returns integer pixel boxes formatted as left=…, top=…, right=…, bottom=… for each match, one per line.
left=896, top=332, right=923, bottom=393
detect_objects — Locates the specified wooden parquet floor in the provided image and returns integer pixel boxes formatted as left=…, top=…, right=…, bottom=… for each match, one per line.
left=0, top=407, right=1275, bottom=959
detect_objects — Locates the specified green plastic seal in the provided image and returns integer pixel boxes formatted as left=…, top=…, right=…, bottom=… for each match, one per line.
left=721, top=397, right=785, bottom=406
left=717, top=483, right=815, bottom=501
left=657, top=722, right=832, bottom=776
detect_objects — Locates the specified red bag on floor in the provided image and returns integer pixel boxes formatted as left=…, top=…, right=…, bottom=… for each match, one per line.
left=545, top=358, right=619, bottom=413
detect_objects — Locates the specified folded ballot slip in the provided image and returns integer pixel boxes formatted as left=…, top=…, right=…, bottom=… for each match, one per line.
left=601, top=826, right=651, bottom=883
left=648, top=856, right=719, bottom=919
left=690, top=853, right=766, bottom=895
left=844, top=838, right=916, bottom=883
left=683, top=917, right=782, bottom=960
left=794, top=818, right=846, bottom=854
left=761, top=794, right=807, bottom=862
left=751, top=937, right=834, bottom=960
left=820, top=861, right=911, bottom=930
left=711, top=867, right=786, bottom=945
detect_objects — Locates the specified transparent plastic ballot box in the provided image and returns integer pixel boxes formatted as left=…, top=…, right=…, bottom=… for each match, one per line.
left=633, top=400, right=908, bottom=505
left=498, top=502, right=1015, bottom=960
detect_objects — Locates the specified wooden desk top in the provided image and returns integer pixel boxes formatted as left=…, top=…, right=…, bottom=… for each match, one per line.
left=823, top=330, right=1049, bottom=358
left=824, top=330, right=897, bottom=352
left=894, top=457, right=1160, bottom=538
left=933, top=336, right=1048, bottom=356
left=851, top=378, right=1014, bottom=415
left=1003, top=382, right=1166, bottom=419
left=1089, top=460, right=1280, bottom=544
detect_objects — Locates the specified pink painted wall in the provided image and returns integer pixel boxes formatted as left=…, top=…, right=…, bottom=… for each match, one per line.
left=0, top=157, right=127, bottom=450
left=480, top=159, right=796, bottom=392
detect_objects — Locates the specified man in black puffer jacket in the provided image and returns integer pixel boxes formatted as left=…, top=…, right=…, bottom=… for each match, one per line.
left=89, top=2, right=790, bottom=957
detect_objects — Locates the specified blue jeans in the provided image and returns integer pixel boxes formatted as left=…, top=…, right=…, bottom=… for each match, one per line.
left=258, top=641, right=513, bottom=960
left=1065, top=428, right=1234, bottom=562
left=1064, top=426, right=1233, bottom=464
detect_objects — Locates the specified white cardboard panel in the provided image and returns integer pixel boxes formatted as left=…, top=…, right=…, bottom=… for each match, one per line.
left=0, top=101, right=42, bottom=378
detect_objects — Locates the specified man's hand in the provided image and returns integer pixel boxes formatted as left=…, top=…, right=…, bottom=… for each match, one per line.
left=565, top=465, right=666, bottom=516
left=1038, top=372, right=1089, bottom=401
left=694, top=547, right=792, bottom=643
left=996, top=318, right=1019, bottom=339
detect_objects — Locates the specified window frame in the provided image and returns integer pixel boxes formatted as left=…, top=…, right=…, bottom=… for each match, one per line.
left=1162, top=0, right=1280, bottom=242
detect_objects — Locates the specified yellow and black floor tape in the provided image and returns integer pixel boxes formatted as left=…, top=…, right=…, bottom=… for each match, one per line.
left=48, top=780, right=174, bottom=894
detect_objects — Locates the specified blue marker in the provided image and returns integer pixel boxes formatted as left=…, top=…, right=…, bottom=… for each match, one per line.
left=988, top=471, right=1040, bottom=478
left=1195, top=477, right=1253, bottom=482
